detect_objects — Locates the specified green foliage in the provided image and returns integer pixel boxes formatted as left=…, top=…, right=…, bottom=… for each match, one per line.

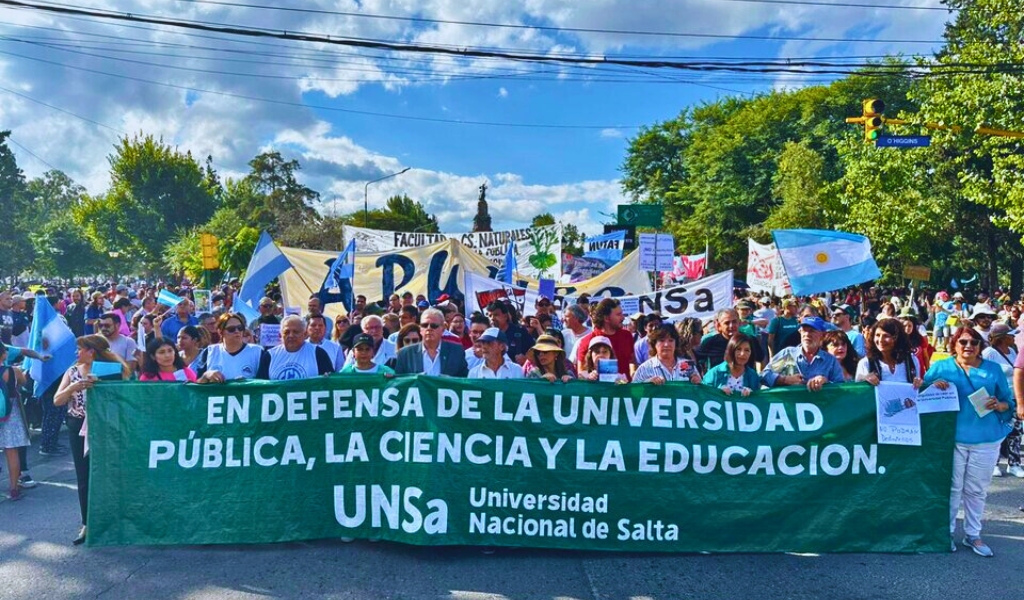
left=343, top=194, right=439, bottom=236
left=163, top=228, right=205, bottom=281
left=98, top=134, right=219, bottom=270
left=561, top=223, right=584, bottom=256
left=531, top=212, right=556, bottom=227
left=0, top=131, right=33, bottom=276
left=30, top=213, right=107, bottom=279
left=235, top=151, right=321, bottom=241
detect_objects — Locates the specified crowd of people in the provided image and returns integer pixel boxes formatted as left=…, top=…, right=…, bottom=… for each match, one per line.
left=1, top=280, right=1022, bottom=555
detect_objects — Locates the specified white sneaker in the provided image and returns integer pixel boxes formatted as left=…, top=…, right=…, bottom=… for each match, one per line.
left=1008, top=465, right=1024, bottom=478
left=993, top=466, right=1004, bottom=477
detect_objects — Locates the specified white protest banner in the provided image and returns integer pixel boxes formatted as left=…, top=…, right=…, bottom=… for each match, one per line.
left=917, top=384, right=961, bottom=414
left=875, top=381, right=921, bottom=446
left=611, top=270, right=733, bottom=323
left=278, top=239, right=652, bottom=323
left=747, top=239, right=791, bottom=296
left=344, top=224, right=562, bottom=279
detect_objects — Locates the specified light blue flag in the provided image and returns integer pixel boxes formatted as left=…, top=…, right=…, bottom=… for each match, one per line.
left=25, top=293, right=77, bottom=395
left=156, top=288, right=185, bottom=308
left=498, top=240, right=517, bottom=284
left=233, top=298, right=261, bottom=326
left=238, top=231, right=293, bottom=308
left=772, top=229, right=881, bottom=296
left=583, top=230, right=626, bottom=265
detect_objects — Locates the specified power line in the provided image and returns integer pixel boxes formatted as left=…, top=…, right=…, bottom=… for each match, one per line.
left=0, top=82, right=124, bottom=133
left=6, top=134, right=58, bottom=170
left=0, top=47, right=649, bottom=129
left=0, top=0, right=949, bottom=49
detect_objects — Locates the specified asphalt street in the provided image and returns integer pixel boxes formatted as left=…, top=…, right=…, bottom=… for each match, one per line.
left=4, top=434, right=1024, bottom=600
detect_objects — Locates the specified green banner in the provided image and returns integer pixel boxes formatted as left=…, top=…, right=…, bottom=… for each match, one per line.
left=87, top=377, right=955, bottom=552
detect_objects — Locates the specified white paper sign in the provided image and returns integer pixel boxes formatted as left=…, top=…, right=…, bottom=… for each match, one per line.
left=968, top=387, right=993, bottom=418
left=619, top=297, right=641, bottom=316
left=917, top=385, right=961, bottom=414
left=875, top=382, right=921, bottom=446
left=259, top=324, right=282, bottom=347
left=638, top=234, right=675, bottom=272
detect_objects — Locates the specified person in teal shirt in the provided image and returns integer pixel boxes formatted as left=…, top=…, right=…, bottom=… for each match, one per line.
left=923, top=326, right=1014, bottom=558
left=702, top=334, right=760, bottom=396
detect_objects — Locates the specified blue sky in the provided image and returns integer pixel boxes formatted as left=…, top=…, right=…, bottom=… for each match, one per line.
left=0, top=1, right=951, bottom=236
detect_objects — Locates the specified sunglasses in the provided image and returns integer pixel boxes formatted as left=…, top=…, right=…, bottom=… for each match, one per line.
left=420, top=322, right=442, bottom=329
left=403, top=337, right=421, bottom=343
left=223, top=325, right=245, bottom=333
left=957, top=339, right=981, bottom=347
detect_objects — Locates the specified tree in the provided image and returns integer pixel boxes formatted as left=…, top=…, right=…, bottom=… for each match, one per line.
left=344, top=194, right=439, bottom=234
left=102, top=134, right=219, bottom=269
left=0, top=131, right=32, bottom=276
left=531, top=213, right=555, bottom=227
left=562, top=223, right=585, bottom=256
left=30, top=213, right=107, bottom=279
left=911, top=0, right=1024, bottom=291
left=236, top=151, right=321, bottom=242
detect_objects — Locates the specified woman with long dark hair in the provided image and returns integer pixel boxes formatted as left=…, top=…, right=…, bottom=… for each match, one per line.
left=53, top=335, right=129, bottom=545
left=139, top=338, right=197, bottom=382
left=823, top=330, right=859, bottom=382
left=856, top=318, right=922, bottom=388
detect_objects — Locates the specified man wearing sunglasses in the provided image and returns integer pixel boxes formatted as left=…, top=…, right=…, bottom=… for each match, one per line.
left=394, top=308, right=468, bottom=377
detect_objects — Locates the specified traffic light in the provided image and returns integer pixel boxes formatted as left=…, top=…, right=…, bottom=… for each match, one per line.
left=863, top=98, right=885, bottom=142
left=199, top=233, right=219, bottom=270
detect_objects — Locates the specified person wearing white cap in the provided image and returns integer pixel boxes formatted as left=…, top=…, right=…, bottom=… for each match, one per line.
left=468, top=328, right=523, bottom=379
left=969, top=305, right=997, bottom=342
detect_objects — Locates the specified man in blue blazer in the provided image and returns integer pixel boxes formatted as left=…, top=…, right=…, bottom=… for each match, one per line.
left=394, top=308, right=468, bottom=377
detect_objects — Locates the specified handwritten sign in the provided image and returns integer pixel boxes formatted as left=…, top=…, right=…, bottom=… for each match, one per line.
left=259, top=324, right=282, bottom=348
left=917, top=385, right=960, bottom=414
left=875, top=381, right=921, bottom=446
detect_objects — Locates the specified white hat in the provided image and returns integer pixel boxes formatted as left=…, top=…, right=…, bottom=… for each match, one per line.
left=588, top=335, right=613, bottom=351
left=970, top=305, right=996, bottom=320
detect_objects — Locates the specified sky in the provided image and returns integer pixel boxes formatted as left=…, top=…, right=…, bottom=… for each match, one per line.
left=0, top=0, right=953, bottom=237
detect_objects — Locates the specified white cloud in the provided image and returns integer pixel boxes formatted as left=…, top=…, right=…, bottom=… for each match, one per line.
left=0, top=0, right=949, bottom=242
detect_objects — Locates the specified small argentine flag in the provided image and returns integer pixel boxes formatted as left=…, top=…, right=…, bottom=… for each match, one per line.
left=157, top=288, right=186, bottom=308
left=772, top=229, right=881, bottom=296
left=25, top=293, right=77, bottom=395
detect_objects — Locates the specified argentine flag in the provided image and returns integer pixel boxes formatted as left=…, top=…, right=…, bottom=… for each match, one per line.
left=157, top=288, right=186, bottom=308
left=25, top=293, right=77, bottom=396
left=498, top=240, right=517, bottom=284
left=772, top=229, right=881, bottom=296
left=238, top=231, right=292, bottom=310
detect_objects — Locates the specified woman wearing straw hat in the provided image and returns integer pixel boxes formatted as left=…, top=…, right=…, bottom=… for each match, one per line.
left=525, top=335, right=573, bottom=383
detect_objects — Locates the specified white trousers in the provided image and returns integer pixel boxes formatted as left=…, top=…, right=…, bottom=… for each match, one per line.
left=950, top=441, right=1001, bottom=537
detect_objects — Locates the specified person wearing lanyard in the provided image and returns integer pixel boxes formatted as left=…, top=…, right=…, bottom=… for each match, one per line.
left=633, top=324, right=701, bottom=385
left=924, top=325, right=1014, bottom=557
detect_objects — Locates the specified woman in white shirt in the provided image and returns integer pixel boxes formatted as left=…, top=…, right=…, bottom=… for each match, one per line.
left=856, top=318, right=922, bottom=388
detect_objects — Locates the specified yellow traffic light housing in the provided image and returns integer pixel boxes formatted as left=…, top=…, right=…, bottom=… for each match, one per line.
left=863, top=98, right=885, bottom=142
left=199, top=233, right=219, bottom=270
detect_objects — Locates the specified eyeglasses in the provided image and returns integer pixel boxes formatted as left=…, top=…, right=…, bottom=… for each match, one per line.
left=403, top=337, right=421, bottom=344
left=224, top=325, right=245, bottom=333
left=420, top=322, right=442, bottom=329
left=957, top=339, right=981, bottom=347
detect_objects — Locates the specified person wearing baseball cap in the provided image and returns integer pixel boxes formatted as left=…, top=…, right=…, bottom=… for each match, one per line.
left=468, top=327, right=523, bottom=379
left=831, top=303, right=866, bottom=357
left=760, top=316, right=844, bottom=391
left=340, top=334, right=395, bottom=376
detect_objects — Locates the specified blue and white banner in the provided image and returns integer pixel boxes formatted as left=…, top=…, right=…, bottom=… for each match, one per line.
left=26, top=293, right=77, bottom=395
left=583, top=230, right=626, bottom=265
left=773, top=229, right=881, bottom=296
left=238, top=231, right=293, bottom=309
